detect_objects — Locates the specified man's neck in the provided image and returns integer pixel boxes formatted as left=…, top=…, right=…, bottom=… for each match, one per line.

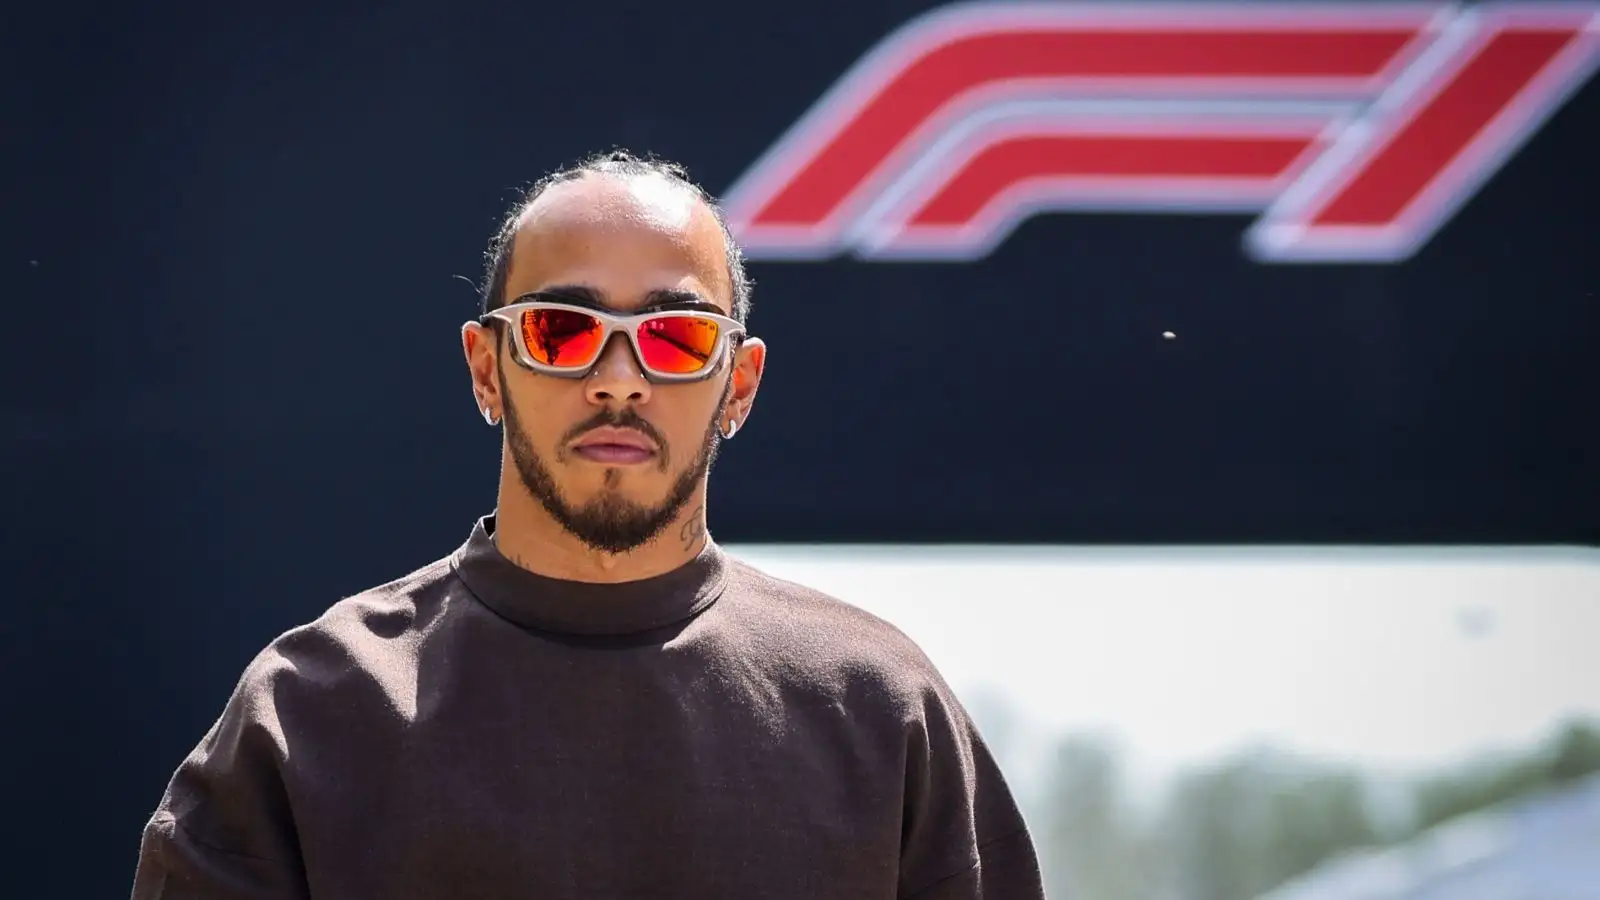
left=491, top=481, right=711, bottom=584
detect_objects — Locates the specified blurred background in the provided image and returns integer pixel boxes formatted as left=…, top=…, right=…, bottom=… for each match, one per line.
left=4, top=1, right=1598, bottom=897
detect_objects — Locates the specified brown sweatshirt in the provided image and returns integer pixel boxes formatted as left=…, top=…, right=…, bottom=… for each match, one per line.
left=132, top=516, right=1045, bottom=899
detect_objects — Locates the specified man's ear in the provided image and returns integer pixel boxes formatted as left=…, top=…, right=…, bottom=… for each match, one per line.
left=725, top=338, right=766, bottom=429
left=462, top=322, right=502, bottom=424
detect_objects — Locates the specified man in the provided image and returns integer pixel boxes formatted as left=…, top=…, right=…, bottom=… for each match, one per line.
left=132, top=151, right=1046, bottom=899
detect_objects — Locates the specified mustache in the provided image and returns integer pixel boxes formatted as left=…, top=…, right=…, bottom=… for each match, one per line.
left=560, top=408, right=670, bottom=453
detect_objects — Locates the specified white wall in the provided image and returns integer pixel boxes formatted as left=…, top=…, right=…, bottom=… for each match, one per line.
left=726, top=545, right=1600, bottom=794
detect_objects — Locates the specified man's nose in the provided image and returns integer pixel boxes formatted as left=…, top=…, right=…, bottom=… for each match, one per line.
left=584, top=334, right=652, bottom=405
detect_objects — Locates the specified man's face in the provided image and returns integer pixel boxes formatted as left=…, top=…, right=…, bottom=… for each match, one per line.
left=469, top=173, right=756, bottom=554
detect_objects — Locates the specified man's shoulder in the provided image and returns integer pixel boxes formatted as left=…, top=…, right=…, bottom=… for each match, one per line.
left=721, top=554, right=950, bottom=700
left=231, top=555, right=458, bottom=712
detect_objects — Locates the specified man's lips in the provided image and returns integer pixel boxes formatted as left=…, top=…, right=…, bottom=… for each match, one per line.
left=571, top=427, right=658, bottom=465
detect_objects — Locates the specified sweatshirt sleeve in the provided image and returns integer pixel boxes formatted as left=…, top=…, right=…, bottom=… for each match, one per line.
left=131, top=653, right=310, bottom=900
left=897, top=685, right=1046, bottom=900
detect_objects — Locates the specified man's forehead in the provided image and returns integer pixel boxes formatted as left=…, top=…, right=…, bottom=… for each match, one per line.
left=509, top=172, right=732, bottom=306
left=518, top=171, right=700, bottom=231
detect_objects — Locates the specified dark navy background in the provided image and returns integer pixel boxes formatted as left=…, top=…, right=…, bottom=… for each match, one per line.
left=3, top=1, right=1596, bottom=895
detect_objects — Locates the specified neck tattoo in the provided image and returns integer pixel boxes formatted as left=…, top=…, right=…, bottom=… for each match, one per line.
left=679, top=505, right=707, bottom=552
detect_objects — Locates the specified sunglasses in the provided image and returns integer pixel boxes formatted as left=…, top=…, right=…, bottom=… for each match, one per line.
left=479, top=294, right=746, bottom=383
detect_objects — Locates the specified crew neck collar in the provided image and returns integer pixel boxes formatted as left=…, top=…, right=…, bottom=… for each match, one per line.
left=450, top=515, right=727, bottom=636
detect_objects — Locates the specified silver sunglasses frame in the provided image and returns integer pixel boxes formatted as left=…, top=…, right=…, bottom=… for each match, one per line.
left=480, top=300, right=746, bottom=384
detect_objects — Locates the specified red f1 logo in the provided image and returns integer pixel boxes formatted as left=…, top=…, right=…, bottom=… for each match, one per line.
left=723, top=2, right=1600, bottom=263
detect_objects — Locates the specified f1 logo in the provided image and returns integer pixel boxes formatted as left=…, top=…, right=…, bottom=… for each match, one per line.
left=723, top=2, right=1600, bottom=263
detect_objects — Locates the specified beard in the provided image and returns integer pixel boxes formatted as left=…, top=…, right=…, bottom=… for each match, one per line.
left=498, top=359, right=727, bottom=555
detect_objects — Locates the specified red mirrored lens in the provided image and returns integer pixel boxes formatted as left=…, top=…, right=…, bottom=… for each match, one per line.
left=520, top=308, right=603, bottom=367
left=638, top=316, right=721, bottom=374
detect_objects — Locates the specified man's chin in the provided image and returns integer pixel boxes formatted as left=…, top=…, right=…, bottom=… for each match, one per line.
left=561, top=470, right=673, bottom=500
left=566, top=492, right=671, bottom=518
left=553, top=492, right=686, bottom=555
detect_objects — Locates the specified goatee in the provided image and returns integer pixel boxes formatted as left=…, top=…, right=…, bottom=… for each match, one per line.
left=498, top=365, right=726, bottom=555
